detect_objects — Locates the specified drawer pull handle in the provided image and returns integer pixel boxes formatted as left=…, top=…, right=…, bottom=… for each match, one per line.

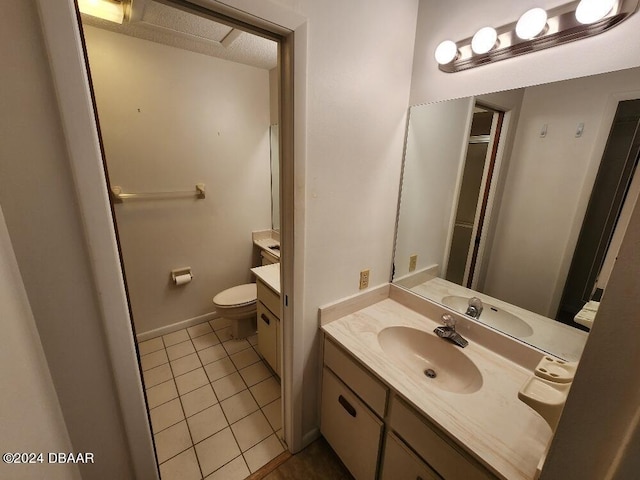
left=261, top=313, right=270, bottom=325
left=338, top=395, right=357, bottom=417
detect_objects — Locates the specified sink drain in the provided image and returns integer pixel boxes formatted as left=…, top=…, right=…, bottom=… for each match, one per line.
left=424, top=368, right=437, bottom=378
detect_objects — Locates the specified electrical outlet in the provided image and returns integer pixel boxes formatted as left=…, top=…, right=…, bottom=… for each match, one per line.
left=359, top=269, right=370, bottom=290
left=409, top=254, right=418, bottom=272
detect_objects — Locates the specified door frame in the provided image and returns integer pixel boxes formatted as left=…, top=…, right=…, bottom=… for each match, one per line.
left=36, top=0, right=307, bottom=477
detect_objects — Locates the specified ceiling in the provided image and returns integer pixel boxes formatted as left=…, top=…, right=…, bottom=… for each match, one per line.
left=81, top=0, right=278, bottom=70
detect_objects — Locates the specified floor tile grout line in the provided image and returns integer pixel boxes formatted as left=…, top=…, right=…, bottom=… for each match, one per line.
left=259, top=397, right=282, bottom=432
left=146, top=376, right=180, bottom=410
left=208, top=356, right=254, bottom=464
left=165, top=338, right=199, bottom=363
left=207, top=453, right=250, bottom=479
left=187, top=324, right=214, bottom=340
left=148, top=403, right=185, bottom=436
left=241, top=371, right=279, bottom=450
left=178, top=397, right=204, bottom=478
left=192, top=330, right=223, bottom=351
left=139, top=322, right=280, bottom=478
left=174, top=341, right=256, bottom=471
left=168, top=343, right=205, bottom=480
left=155, top=442, right=194, bottom=470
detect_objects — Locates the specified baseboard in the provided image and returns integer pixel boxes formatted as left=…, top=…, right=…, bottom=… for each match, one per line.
left=393, top=264, right=439, bottom=289
left=318, top=284, right=390, bottom=326
left=136, top=311, right=220, bottom=342
left=302, top=427, right=320, bottom=449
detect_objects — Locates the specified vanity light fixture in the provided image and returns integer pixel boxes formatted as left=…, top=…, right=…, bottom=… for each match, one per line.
left=515, top=8, right=549, bottom=40
left=435, top=0, right=638, bottom=73
left=434, top=40, right=459, bottom=65
left=77, top=0, right=126, bottom=24
left=471, top=27, right=498, bottom=54
left=576, top=0, right=618, bottom=23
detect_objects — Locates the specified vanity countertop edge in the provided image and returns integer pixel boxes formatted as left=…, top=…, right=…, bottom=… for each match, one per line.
left=251, top=263, right=281, bottom=295
left=320, top=287, right=552, bottom=480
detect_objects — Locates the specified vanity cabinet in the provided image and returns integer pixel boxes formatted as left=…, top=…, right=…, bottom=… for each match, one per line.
left=389, top=396, right=495, bottom=480
left=256, top=278, right=281, bottom=376
left=380, top=432, right=440, bottom=480
left=321, top=337, right=497, bottom=480
left=321, top=368, right=383, bottom=480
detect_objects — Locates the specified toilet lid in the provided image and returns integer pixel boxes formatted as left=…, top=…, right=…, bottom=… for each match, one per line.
left=213, top=283, right=257, bottom=307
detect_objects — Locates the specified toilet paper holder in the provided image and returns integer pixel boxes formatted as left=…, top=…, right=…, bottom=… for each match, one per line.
left=171, top=267, right=193, bottom=285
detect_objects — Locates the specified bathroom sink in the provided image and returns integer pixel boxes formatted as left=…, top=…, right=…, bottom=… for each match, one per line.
left=441, top=296, right=534, bottom=338
left=378, top=326, right=483, bottom=394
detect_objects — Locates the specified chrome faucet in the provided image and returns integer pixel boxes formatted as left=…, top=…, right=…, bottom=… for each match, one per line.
left=434, top=314, right=468, bottom=348
left=465, top=297, right=484, bottom=319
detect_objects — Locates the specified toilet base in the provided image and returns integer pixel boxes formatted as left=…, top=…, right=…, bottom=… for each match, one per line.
left=230, top=314, right=257, bottom=339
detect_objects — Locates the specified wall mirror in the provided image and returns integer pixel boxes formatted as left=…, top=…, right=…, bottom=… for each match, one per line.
left=393, top=66, right=640, bottom=361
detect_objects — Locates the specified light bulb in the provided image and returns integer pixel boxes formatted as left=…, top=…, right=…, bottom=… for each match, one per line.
left=434, top=40, right=458, bottom=65
left=471, top=27, right=498, bottom=54
left=78, top=0, right=125, bottom=24
left=516, top=8, right=548, bottom=39
left=576, top=0, right=617, bottom=24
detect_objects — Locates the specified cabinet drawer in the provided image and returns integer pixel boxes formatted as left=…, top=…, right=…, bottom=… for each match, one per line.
left=380, top=432, right=441, bottom=480
left=321, top=368, right=383, bottom=480
left=257, top=302, right=277, bottom=373
left=389, top=396, right=495, bottom=480
left=257, top=279, right=280, bottom=317
left=323, top=339, right=388, bottom=417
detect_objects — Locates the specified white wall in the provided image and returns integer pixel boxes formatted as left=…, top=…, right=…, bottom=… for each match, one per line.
left=84, top=26, right=272, bottom=334
left=394, top=97, right=473, bottom=278
left=269, top=0, right=419, bottom=438
left=541, top=166, right=640, bottom=479
left=483, top=68, right=640, bottom=317
left=301, top=0, right=419, bottom=437
left=0, top=206, right=80, bottom=480
left=0, top=1, right=136, bottom=477
left=411, top=0, right=640, bottom=105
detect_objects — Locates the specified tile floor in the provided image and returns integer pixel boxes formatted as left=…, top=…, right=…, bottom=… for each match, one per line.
left=138, top=318, right=284, bottom=480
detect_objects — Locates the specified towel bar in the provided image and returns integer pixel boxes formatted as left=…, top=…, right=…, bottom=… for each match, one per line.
left=110, top=184, right=205, bottom=202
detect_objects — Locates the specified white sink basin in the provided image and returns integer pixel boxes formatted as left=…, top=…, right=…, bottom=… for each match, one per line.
left=377, top=326, right=483, bottom=394
left=441, top=296, right=534, bottom=338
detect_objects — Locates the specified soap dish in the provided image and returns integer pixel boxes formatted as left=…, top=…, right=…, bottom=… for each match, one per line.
left=534, top=356, right=577, bottom=384
left=518, top=376, right=572, bottom=430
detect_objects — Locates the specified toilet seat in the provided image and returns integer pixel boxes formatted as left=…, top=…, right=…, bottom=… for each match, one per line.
left=213, top=283, right=257, bottom=308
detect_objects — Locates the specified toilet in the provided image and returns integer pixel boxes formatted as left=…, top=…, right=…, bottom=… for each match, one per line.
left=212, top=283, right=257, bottom=339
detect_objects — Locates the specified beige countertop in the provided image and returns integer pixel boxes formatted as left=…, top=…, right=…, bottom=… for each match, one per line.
left=251, top=263, right=280, bottom=295
left=321, top=296, right=551, bottom=480
left=252, top=229, right=280, bottom=259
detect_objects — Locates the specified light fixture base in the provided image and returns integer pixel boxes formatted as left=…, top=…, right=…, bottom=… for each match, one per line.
left=439, top=0, right=638, bottom=73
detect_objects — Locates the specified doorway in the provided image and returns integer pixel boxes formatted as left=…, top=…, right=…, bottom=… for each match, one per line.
left=76, top=0, right=295, bottom=477
left=445, top=104, right=504, bottom=288
left=557, top=98, right=640, bottom=324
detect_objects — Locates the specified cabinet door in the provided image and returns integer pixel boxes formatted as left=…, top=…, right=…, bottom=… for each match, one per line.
left=257, top=279, right=280, bottom=317
left=381, top=433, right=441, bottom=480
left=321, top=368, right=383, bottom=480
left=257, top=302, right=277, bottom=372
left=389, top=396, right=495, bottom=480
left=324, top=339, right=388, bottom=417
